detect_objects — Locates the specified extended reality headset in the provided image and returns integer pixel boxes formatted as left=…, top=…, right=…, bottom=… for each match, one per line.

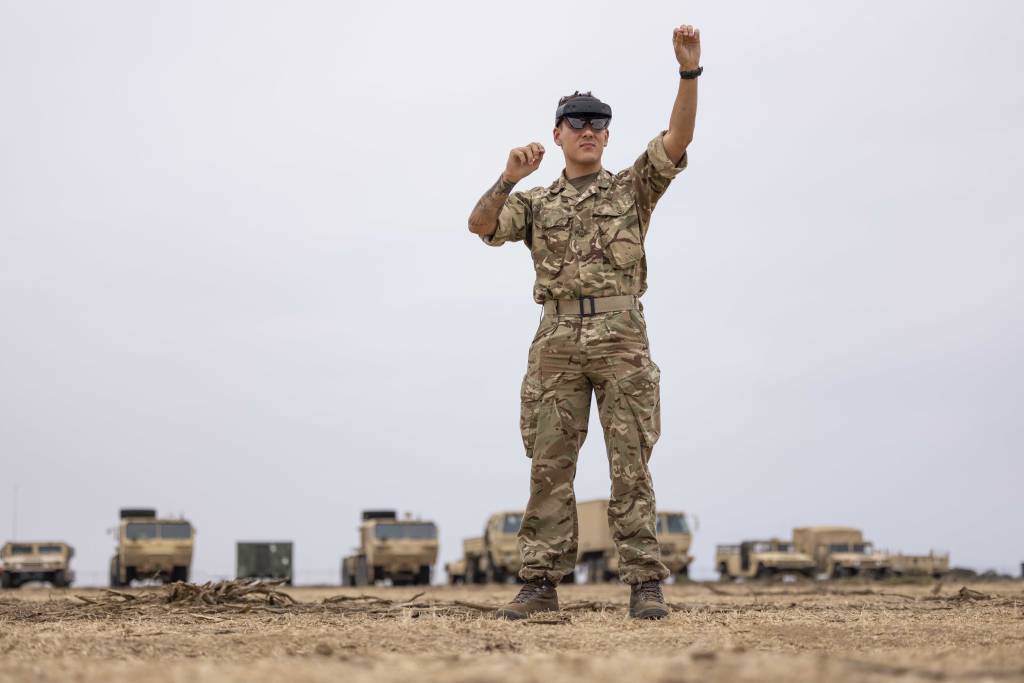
left=555, top=95, right=612, bottom=129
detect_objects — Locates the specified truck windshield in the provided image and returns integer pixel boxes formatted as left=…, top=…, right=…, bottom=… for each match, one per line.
left=829, top=543, right=871, bottom=553
left=775, top=542, right=793, bottom=552
left=38, top=545, right=64, bottom=554
left=126, top=523, right=158, bottom=540
left=502, top=514, right=523, bottom=534
left=9, top=545, right=33, bottom=555
left=375, top=523, right=437, bottom=540
left=160, top=523, right=192, bottom=539
left=656, top=514, right=689, bottom=534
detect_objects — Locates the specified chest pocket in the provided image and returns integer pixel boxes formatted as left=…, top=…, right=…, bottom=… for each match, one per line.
left=594, top=196, right=644, bottom=269
left=531, top=211, right=571, bottom=278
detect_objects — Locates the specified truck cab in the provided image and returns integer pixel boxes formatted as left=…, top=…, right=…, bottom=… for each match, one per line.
left=110, top=508, right=194, bottom=586
left=341, top=510, right=439, bottom=586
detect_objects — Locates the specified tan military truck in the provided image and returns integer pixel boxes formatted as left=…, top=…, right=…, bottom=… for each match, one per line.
left=446, top=511, right=524, bottom=584
left=109, top=508, right=194, bottom=587
left=715, top=539, right=816, bottom=580
left=0, top=541, right=75, bottom=588
left=577, top=499, right=694, bottom=582
left=888, top=551, right=950, bottom=578
left=341, top=510, right=438, bottom=586
left=792, top=526, right=890, bottom=579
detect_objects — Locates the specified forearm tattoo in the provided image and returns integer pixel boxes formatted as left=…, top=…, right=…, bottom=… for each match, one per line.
left=469, top=175, right=516, bottom=231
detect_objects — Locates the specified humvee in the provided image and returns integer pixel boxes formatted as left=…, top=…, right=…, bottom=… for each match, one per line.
left=446, top=511, right=523, bottom=584
left=341, top=510, right=438, bottom=586
left=0, top=541, right=75, bottom=588
left=109, top=508, right=194, bottom=587
left=577, top=499, right=694, bottom=582
left=792, top=526, right=890, bottom=578
left=715, top=539, right=816, bottom=580
left=888, top=551, right=950, bottom=578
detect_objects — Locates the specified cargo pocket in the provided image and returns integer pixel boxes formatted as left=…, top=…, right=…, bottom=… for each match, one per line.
left=519, top=375, right=543, bottom=458
left=595, top=196, right=644, bottom=268
left=617, top=362, right=661, bottom=448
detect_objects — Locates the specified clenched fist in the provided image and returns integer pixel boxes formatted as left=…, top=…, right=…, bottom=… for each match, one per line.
left=503, top=143, right=545, bottom=184
left=673, top=24, right=701, bottom=70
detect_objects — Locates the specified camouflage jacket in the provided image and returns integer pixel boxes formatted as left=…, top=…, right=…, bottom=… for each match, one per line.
left=482, top=132, right=686, bottom=303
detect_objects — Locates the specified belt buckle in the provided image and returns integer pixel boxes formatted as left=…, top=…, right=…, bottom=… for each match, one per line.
left=578, top=296, right=597, bottom=317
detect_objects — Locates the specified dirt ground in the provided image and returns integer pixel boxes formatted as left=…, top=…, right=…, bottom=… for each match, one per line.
left=1, top=579, right=1022, bottom=682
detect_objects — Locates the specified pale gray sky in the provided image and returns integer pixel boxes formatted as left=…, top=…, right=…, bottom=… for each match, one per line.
left=1, top=0, right=1021, bottom=585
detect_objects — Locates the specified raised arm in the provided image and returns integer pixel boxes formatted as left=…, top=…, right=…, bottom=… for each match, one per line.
left=468, top=143, right=545, bottom=237
left=662, top=24, right=701, bottom=164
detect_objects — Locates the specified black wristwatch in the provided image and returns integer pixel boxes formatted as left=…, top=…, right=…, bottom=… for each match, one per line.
left=679, top=66, right=703, bottom=80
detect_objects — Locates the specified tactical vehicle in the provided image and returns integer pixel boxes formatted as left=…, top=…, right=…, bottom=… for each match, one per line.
left=236, top=541, right=294, bottom=584
left=341, top=510, right=438, bottom=586
left=577, top=499, right=694, bottom=582
left=792, top=526, right=890, bottom=578
left=446, top=511, right=524, bottom=584
left=715, top=539, right=816, bottom=580
left=0, top=541, right=75, bottom=588
left=888, top=551, right=950, bottom=578
left=109, top=508, right=194, bottom=587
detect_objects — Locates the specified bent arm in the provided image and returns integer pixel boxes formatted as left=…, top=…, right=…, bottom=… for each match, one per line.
left=468, top=174, right=516, bottom=237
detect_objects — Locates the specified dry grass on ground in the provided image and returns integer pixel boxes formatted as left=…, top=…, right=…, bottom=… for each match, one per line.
left=1, top=579, right=1022, bottom=682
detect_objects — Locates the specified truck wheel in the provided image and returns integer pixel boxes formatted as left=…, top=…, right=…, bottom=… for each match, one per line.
left=718, top=563, right=731, bottom=582
left=51, top=571, right=67, bottom=588
left=355, top=557, right=369, bottom=586
left=754, top=563, right=771, bottom=579
left=171, top=566, right=189, bottom=583
left=110, top=558, right=121, bottom=588
left=1, top=573, right=12, bottom=589
left=416, top=565, right=432, bottom=585
left=802, top=568, right=817, bottom=579
left=675, top=565, right=690, bottom=582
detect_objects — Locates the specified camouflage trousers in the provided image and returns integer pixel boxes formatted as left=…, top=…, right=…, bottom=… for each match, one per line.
left=517, top=308, right=669, bottom=585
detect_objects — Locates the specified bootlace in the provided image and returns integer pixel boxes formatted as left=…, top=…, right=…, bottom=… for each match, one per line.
left=512, top=579, right=551, bottom=603
left=635, top=580, right=664, bottom=602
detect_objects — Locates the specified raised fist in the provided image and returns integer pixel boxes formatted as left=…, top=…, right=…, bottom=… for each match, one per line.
left=673, top=24, right=701, bottom=70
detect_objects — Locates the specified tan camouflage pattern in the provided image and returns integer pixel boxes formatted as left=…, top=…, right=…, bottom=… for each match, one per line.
left=482, top=133, right=686, bottom=304
left=517, top=310, right=668, bottom=585
left=481, top=132, right=685, bottom=586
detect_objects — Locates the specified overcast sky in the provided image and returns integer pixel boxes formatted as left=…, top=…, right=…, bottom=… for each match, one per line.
left=1, top=0, right=1021, bottom=585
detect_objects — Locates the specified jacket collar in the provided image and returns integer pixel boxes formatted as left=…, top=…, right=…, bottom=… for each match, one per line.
left=547, top=168, right=613, bottom=198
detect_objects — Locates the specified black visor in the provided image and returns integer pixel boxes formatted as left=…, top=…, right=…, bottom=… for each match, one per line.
left=555, top=95, right=612, bottom=123
left=564, top=116, right=610, bottom=130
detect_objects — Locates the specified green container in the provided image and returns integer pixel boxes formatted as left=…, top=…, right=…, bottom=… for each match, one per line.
left=236, top=542, right=293, bottom=584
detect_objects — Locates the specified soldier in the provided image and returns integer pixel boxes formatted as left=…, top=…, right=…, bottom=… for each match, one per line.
left=468, top=24, right=701, bottom=620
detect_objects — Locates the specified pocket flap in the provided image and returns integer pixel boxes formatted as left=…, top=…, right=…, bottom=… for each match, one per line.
left=618, top=363, right=660, bottom=396
left=594, top=196, right=635, bottom=218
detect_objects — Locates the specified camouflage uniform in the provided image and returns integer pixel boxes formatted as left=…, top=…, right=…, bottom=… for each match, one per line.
left=481, top=132, right=686, bottom=585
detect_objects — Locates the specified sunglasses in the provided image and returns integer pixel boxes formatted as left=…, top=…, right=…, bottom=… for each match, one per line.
left=563, top=116, right=610, bottom=131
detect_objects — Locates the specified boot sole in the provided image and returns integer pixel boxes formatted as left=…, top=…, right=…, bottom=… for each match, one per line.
left=630, top=606, right=669, bottom=620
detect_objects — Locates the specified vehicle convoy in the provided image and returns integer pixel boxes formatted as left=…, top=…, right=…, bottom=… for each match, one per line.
left=0, top=541, right=75, bottom=588
left=109, top=508, right=194, bottom=587
left=888, top=551, right=950, bottom=578
left=792, top=526, right=890, bottom=578
left=236, top=541, right=294, bottom=584
left=715, top=539, right=816, bottom=580
left=577, top=499, right=694, bottom=582
left=341, top=510, right=438, bottom=586
left=446, top=511, right=524, bottom=584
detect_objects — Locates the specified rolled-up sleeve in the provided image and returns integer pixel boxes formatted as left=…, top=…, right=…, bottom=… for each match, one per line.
left=480, top=191, right=532, bottom=247
left=631, top=132, right=687, bottom=224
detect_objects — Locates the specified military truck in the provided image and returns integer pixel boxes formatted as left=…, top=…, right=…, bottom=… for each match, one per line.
left=109, top=508, right=194, bottom=587
left=577, top=499, right=694, bottom=582
left=0, top=541, right=75, bottom=588
left=236, top=541, right=294, bottom=584
left=792, top=526, right=890, bottom=578
left=715, top=539, right=816, bottom=580
left=341, top=510, right=438, bottom=586
left=888, top=551, right=950, bottom=578
left=446, top=511, right=524, bottom=584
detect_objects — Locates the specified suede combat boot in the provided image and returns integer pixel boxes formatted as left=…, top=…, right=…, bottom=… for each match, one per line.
left=494, top=578, right=559, bottom=620
left=629, top=579, right=669, bottom=619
